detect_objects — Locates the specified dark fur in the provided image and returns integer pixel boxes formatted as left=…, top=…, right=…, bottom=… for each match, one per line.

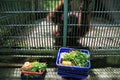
left=47, top=0, right=91, bottom=48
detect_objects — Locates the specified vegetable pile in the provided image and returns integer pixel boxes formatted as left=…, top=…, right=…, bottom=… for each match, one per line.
left=22, top=61, right=47, bottom=72
left=61, top=50, right=89, bottom=67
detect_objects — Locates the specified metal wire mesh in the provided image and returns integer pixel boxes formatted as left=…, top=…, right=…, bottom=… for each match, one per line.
left=0, top=0, right=119, bottom=51
left=0, top=0, right=120, bottom=79
left=0, top=67, right=120, bottom=80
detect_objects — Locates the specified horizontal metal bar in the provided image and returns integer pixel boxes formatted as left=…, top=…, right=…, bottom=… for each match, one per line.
left=3, top=36, right=53, bottom=38
left=3, top=36, right=119, bottom=38
left=0, top=10, right=120, bottom=14
left=0, top=55, right=55, bottom=58
left=0, top=48, right=119, bottom=55
left=0, top=24, right=120, bottom=27
left=0, top=63, right=22, bottom=67
left=0, top=11, right=63, bottom=14
left=91, top=11, right=120, bottom=13
left=0, top=24, right=53, bottom=27
left=1, top=0, right=30, bottom=1
left=92, top=49, right=120, bottom=55
left=0, top=48, right=58, bottom=55
left=92, top=24, right=120, bottom=27
left=69, top=11, right=120, bottom=13
left=0, top=46, right=55, bottom=50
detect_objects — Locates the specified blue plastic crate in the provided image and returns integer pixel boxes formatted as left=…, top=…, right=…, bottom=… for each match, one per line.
left=57, top=71, right=88, bottom=79
left=57, top=68, right=89, bottom=75
left=56, top=47, right=91, bottom=75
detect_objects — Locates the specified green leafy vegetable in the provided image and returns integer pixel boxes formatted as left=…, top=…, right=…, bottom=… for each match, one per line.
left=62, top=50, right=89, bottom=67
left=30, top=61, right=47, bottom=72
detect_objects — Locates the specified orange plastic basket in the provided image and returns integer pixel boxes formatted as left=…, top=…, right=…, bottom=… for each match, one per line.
left=20, top=68, right=45, bottom=75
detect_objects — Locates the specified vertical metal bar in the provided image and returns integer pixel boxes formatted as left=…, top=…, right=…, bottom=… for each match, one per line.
left=63, top=0, right=68, bottom=47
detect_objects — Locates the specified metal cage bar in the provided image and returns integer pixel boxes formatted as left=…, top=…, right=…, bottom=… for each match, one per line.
left=0, top=0, right=120, bottom=80
left=0, top=0, right=119, bottom=52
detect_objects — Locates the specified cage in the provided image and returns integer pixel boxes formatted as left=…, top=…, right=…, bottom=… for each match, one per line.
left=0, top=0, right=120, bottom=80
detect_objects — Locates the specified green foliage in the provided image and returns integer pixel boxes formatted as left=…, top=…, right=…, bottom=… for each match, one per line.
left=43, top=0, right=60, bottom=10
left=30, top=61, right=47, bottom=72
left=63, top=50, right=89, bottom=67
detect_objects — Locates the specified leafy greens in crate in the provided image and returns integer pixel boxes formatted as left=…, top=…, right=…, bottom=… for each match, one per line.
left=61, top=50, right=89, bottom=67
